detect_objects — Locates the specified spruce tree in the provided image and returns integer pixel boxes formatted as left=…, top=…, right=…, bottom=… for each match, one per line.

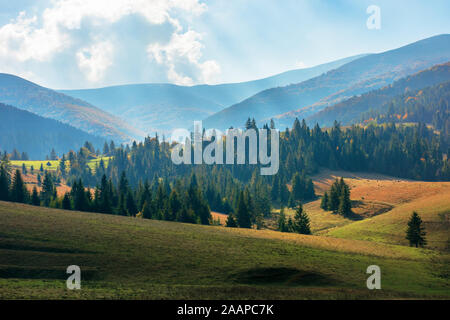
left=338, top=182, right=352, bottom=217
left=236, top=191, right=251, bottom=228
left=62, top=192, right=72, bottom=210
left=126, top=191, right=138, bottom=217
left=0, top=164, right=10, bottom=201
left=293, top=203, right=311, bottom=235
left=321, top=192, right=329, bottom=210
left=167, top=190, right=181, bottom=221
left=11, top=170, right=28, bottom=203
left=287, top=217, right=294, bottom=232
left=142, top=201, right=153, bottom=219
left=31, top=186, right=40, bottom=206
left=406, top=212, right=427, bottom=248
left=98, top=175, right=112, bottom=213
left=41, top=172, right=54, bottom=207
left=328, top=179, right=340, bottom=211
left=225, top=214, right=238, bottom=227
left=277, top=207, right=288, bottom=232
left=59, top=155, right=66, bottom=178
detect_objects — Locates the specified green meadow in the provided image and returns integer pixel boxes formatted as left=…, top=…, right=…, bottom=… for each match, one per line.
left=0, top=201, right=448, bottom=299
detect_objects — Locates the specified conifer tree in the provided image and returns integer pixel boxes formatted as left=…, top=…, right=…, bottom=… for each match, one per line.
left=142, top=201, right=153, bottom=219
left=41, top=171, right=54, bottom=207
left=31, top=186, right=40, bottom=206
left=11, top=170, right=28, bottom=203
left=287, top=217, right=294, bottom=232
left=236, top=191, right=251, bottom=228
left=406, top=212, right=427, bottom=248
left=321, top=192, right=329, bottom=210
left=0, top=164, right=10, bottom=201
left=59, top=155, right=67, bottom=178
left=293, top=203, right=311, bottom=235
left=167, top=190, right=181, bottom=221
left=62, top=192, right=72, bottom=210
left=277, top=207, right=288, bottom=232
left=126, top=190, right=138, bottom=217
left=338, top=182, right=352, bottom=217
left=328, top=179, right=340, bottom=212
left=225, top=213, right=238, bottom=227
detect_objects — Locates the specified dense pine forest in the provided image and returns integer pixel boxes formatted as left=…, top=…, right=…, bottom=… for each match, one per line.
left=1, top=114, right=449, bottom=231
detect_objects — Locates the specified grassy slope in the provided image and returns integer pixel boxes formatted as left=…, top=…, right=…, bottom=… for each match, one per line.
left=11, top=157, right=111, bottom=172
left=0, top=201, right=448, bottom=299
left=305, top=170, right=450, bottom=251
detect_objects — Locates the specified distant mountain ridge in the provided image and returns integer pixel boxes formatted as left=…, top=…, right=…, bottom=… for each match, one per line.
left=306, top=62, right=450, bottom=127
left=204, top=34, right=450, bottom=130
left=0, top=74, right=144, bottom=142
left=0, top=103, right=105, bottom=159
left=59, top=54, right=366, bottom=132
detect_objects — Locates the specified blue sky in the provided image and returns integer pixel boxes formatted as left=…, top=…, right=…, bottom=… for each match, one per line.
left=0, top=0, right=449, bottom=89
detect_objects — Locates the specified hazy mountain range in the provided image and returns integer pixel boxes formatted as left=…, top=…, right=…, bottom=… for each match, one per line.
left=205, top=34, right=450, bottom=130
left=59, top=54, right=365, bottom=133
left=0, top=74, right=144, bottom=142
left=306, top=62, right=450, bottom=127
left=0, top=34, right=449, bottom=158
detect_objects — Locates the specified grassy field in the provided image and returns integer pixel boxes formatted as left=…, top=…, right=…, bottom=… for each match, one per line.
left=0, top=198, right=449, bottom=299
left=11, top=160, right=60, bottom=171
left=11, top=157, right=111, bottom=172
left=306, top=170, right=450, bottom=251
left=0, top=169, right=448, bottom=299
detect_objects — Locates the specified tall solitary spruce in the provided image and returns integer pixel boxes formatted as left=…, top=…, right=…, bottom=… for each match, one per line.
left=293, top=203, right=311, bottom=235
left=406, top=212, right=427, bottom=248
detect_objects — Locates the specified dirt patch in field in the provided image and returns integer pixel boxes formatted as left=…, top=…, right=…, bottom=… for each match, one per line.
left=351, top=200, right=394, bottom=218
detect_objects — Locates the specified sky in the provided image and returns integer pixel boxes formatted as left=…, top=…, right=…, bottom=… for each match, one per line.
left=0, top=0, right=449, bottom=89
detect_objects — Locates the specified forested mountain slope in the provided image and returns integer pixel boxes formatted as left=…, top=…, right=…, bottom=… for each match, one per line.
left=0, top=103, right=105, bottom=159
left=0, top=74, right=143, bottom=142
left=204, top=34, right=450, bottom=130
left=306, top=62, right=450, bottom=127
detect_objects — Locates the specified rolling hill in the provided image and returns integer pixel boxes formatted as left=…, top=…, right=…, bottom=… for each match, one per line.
left=59, top=55, right=365, bottom=133
left=306, top=62, right=450, bottom=127
left=0, top=103, right=106, bottom=159
left=0, top=198, right=448, bottom=299
left=204, top=34, right=450, bottom=130
left=307, top=170, right=450, bottom=252
left=0, top=74, right=144, bottom=143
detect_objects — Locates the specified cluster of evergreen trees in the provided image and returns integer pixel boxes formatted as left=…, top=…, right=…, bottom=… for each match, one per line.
left=0, top=155, right=62, bottom=208
left=277, top=204, right=311, bottom=234
left=2, top=116, right=449, bottom=234
left=321, top=178, right=352, bottom=217
left=6, top=149, right=29, bottom=161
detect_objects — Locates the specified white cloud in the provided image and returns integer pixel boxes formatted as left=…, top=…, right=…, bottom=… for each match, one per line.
left=0, top=11, right=68, bottom=62
left=76, top=40, right=114, bottom=82
left=0, top=0, right=217, bottom=85
left=147, top=30, right=221, bottom=85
